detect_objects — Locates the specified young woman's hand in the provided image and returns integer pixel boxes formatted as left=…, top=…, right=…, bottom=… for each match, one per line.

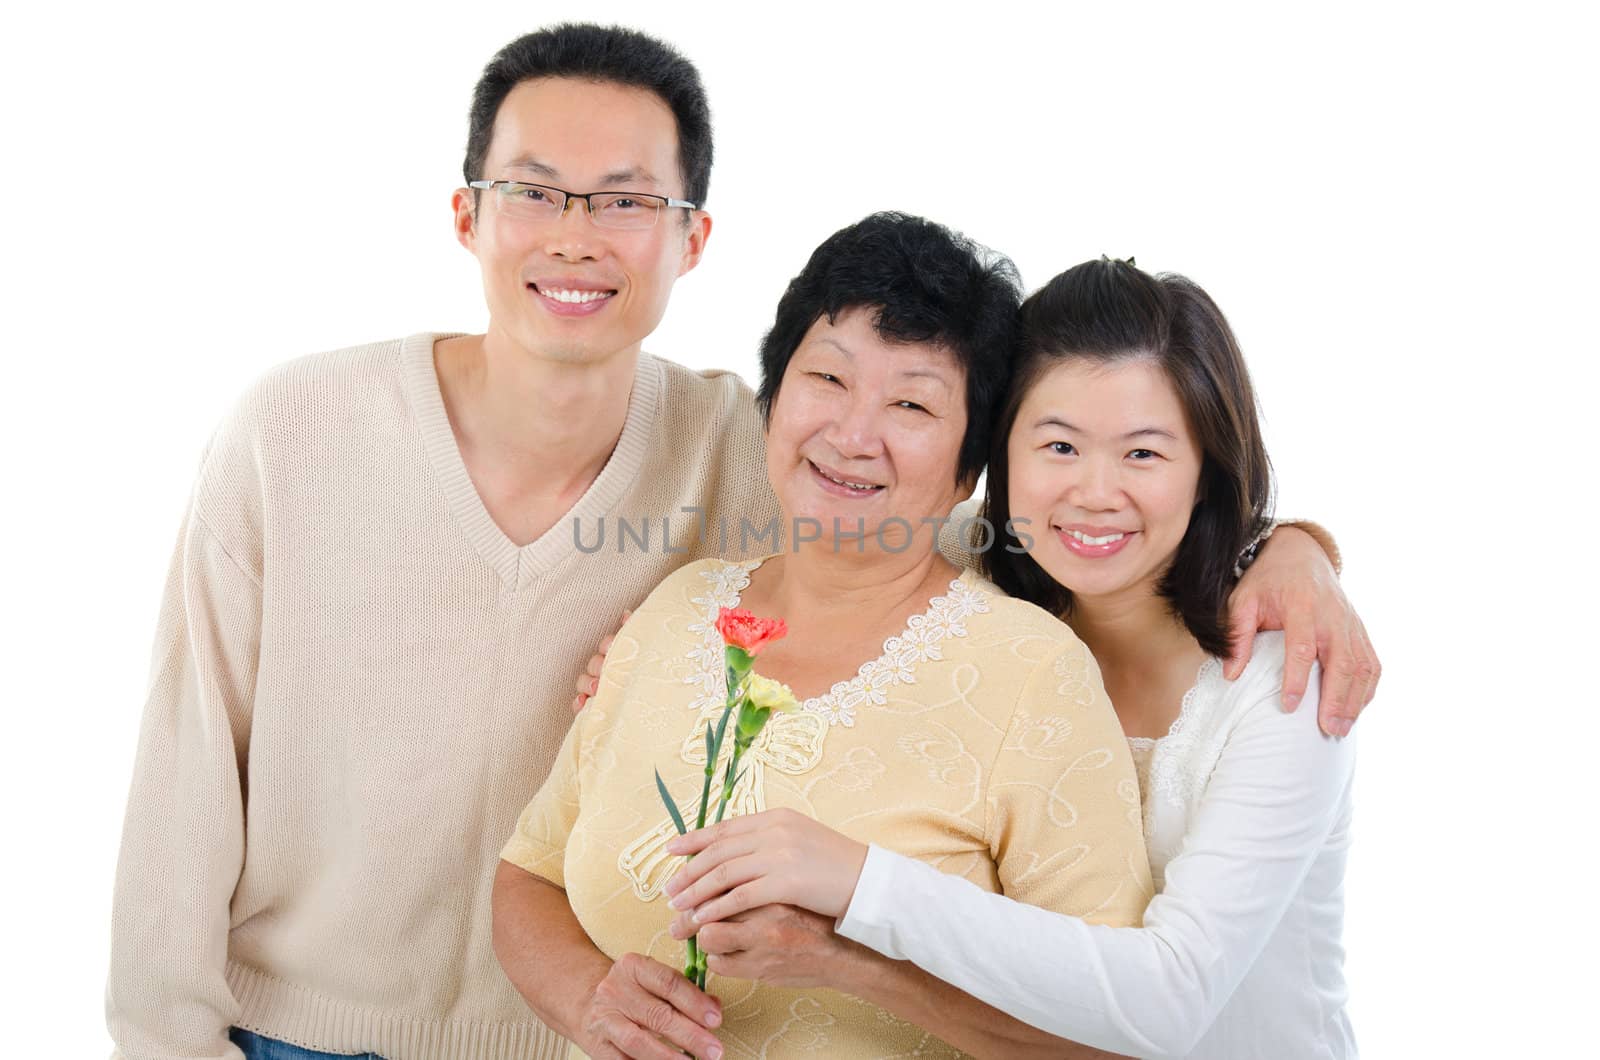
left=663, top=808, right=868, bottom=924
left=1228, top=525, right=1380, bottom=737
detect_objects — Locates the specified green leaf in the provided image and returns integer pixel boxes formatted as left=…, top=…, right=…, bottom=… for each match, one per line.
left=655, top=769, right=689, bottom=835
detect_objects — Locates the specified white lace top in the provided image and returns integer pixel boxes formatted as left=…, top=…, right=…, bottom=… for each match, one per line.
left=839, top=632, right=1358, bottom=1059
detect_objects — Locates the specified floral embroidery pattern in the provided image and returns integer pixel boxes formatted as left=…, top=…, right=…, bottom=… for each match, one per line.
left=684, top=561, right=763, bottom=712
left=684, top=560, right=991, bottom=728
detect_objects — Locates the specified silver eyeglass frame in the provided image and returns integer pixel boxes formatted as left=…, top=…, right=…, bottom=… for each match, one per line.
left=467, top=179, right=699, bottom=227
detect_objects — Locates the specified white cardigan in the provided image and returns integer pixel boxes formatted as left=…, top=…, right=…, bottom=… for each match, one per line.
left=837, top=632, right=1357, bottom=1058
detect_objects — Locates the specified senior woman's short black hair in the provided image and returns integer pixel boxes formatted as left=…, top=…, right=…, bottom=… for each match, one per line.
left=755, top=212, right=1022, bottom=487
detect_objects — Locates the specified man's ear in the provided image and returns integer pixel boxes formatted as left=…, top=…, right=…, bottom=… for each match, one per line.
left=452, top=187, right=478, bottom=253
left=676, top=211, right=713, bottom=277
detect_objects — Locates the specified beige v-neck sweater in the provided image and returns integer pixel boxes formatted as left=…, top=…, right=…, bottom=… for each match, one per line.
left=107, top=334, right=780, bottom=1060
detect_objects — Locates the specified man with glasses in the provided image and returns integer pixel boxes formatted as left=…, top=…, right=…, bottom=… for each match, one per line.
left=107, top=20, right=1372, bottom=1060
left=107, top=25, right=772, bottom=1060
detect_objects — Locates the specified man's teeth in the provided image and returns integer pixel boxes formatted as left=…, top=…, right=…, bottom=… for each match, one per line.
left=819, top=467, right=881, bottom=491
left=539, top=287, right=611, bottom=304
left=1068, top=529, right=1126, bottom=546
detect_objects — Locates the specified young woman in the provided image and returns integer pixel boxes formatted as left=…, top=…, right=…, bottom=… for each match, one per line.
left=664, top=257, right=1358, bottom=1058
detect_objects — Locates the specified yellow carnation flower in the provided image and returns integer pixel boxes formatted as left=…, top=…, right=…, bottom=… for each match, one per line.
left=744, top=673, right=799, bottom=714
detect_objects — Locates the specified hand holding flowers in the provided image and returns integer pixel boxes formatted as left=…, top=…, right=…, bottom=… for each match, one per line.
left=663, top=808, right=870, bottom=931
left=666, top=902, right=857, bottom=989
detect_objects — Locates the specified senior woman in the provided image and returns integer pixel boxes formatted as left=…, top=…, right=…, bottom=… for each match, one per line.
left=491, top=213, right=1154, bottom=1060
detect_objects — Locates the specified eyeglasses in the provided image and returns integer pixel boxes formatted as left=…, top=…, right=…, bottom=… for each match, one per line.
left=467, top=180, right=699, bottom=231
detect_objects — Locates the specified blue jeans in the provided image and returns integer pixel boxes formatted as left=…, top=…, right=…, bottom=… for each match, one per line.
left=229, top=1028, right=384, bottom=1060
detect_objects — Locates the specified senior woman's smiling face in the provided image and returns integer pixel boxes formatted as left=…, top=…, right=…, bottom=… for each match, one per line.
left=765, top=306, right=971, bottom=549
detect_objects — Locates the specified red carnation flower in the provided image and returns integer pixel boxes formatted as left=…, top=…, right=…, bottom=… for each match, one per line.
left=715, top=607, right=788, bottom=656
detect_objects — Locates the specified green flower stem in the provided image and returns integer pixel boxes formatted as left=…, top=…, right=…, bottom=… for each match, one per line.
left=695, top=704, right=735, bottom=828
left=711, top=736, right=754, bottom=826
left=682, top=653, right=754, bottom=985
left=695, top=730, right=761, bottom=989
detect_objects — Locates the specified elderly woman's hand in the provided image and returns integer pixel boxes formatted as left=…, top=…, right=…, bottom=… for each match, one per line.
left=690, top=903, right=856, bottom=989
left=663, top=808, right=868, bottom=925
left=577, top=951, right=725, bottom=1060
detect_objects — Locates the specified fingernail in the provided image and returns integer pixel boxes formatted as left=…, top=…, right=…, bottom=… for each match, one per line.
left=1329, top=718, right=1352, bottom=738
left=667, top=894, right=682, bottom=910
left=707, top=1043, right=722, bottom=1059
left=706, top=1010, right=721, bottom=1028
left=1283, top=692, right=1301, bottom=709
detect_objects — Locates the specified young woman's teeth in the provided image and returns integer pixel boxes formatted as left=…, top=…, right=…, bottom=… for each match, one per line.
left=539, top=287, right=610, bottom=304
left=1069, top=529, right=1126, bottom=546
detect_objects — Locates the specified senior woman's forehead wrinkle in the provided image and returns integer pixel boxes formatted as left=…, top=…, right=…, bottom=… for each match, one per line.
left=801, top=335, right=960, bottom=387
left=813, top=336, right=855, bottom=359
left=897, top=366, right=958, bottom=388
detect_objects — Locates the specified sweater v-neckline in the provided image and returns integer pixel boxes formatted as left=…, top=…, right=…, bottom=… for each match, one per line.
left=401, top=333, right=662, bottom=591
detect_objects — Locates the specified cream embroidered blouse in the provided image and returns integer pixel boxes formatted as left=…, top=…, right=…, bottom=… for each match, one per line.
left=502, top=557, right=1153, bottom=1059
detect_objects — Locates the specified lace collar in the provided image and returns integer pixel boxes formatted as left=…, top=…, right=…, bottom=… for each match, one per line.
left=1128, top=656, right=1227, bottom=808
left=683, top=557, right=991, bottom=727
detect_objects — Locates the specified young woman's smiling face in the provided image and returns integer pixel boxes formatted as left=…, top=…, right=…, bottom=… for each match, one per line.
left=1006, top=357, right=1205, bottom=605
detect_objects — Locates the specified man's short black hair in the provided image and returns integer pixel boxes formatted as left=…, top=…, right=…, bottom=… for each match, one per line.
left=464, top=23, right=713, bottom=207
left=756, top=212, right=1022, bottom=487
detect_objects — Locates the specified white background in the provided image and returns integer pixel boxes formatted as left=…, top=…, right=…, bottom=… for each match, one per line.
left=2, top=1, right=1594, bottom=1055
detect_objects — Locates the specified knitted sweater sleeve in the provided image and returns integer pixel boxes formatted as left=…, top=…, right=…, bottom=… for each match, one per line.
left=107, top=461, right=261, bottom=1059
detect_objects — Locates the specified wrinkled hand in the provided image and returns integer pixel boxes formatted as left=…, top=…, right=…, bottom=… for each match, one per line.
left=571, top=611, right=631, bottom=715
left=664, top=808, right=868, bottom=924
left=687, top=903, right=851, bottom=988
left=577, top=951, right=724, bottom=1060
left=1227, top=526, right=1380, bottom=737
